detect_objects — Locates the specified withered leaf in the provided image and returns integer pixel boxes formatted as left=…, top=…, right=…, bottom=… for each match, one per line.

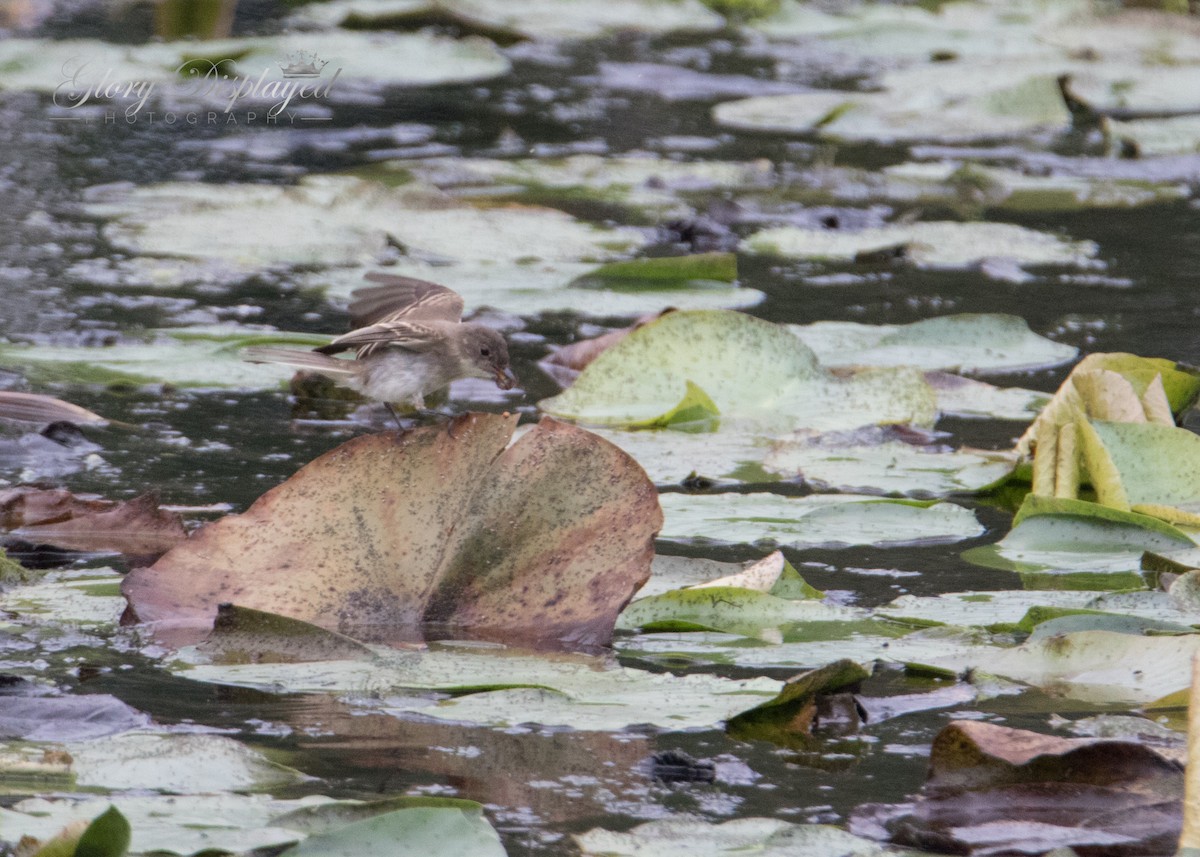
left=2, top=487, right=186, bottom=563
left=123, top=413, right=661, bottom=650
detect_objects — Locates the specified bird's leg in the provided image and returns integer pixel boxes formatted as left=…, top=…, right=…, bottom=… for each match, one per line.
left=384, top=402, right=406, bottom=431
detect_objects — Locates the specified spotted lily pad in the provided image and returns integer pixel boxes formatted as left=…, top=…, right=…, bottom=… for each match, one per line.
left=0, top=795, right=500, bottom=857
left=174, top=643, right=783, bottom=732
left=963, top=495, right=1197, bottom=578
left=763, top=433, right=1016, bottom=498
left=83, top=176, right=642, bottom=270
left=576, top=817, right=911, bottom=857
left=659, top=492, right=983, bottom=549
left=0, top=327, right=329, bottom=389
left=292, top=0, right=726, bottom=41
left=745, top=221, right=1097, bottom=272
left=540, top=310, right=937, bottom=433
left=123, top=415, right=661, bottom=649
left=788, top=314, right=1078, bottom=375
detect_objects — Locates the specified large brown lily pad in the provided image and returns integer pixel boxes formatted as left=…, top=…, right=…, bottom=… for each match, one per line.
left=122, top=414, right=661, bottom=649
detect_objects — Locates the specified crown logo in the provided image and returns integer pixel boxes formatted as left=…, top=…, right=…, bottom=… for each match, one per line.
left=278, top=50, right=328, bottom=78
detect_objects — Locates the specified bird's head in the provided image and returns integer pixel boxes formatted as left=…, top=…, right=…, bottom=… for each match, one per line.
left=457, top=325, right=518, bottom=390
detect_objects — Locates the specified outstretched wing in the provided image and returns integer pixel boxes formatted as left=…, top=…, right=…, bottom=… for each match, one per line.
left=314, top=319, right=448, bottom=358
left=347, top=274, right=465, bottom=328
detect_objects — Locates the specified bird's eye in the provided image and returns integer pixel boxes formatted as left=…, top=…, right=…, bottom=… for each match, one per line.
left=480, top=347, right=491, bottom=357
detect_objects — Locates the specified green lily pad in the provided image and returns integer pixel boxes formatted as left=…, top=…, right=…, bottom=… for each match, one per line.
left=788, top=314, right=1078, bottom=375
left=175, top=644, right=783, bottom=732
left=616, top=587, right=863, bottom=639
left=395, top=154, right=775, bottom=217
left=585, top=425, right=776, bottom=487
left=73, top=805, right=131, bottom=857
left=0, top=569, right=128, bottom=627
left=963, top=496, right=1197, bottom=575
left=880, top=160, right=1188, bottom=211
left=745, top=221, right=1097, bottom=271
left=292, top=0, right=726, bottom=41
left=617, top=625, right=999, bottom=673
left=0, top=31, right=510, bottom=97
left=280, top=806, right=505, bottom=857
left=0, top=794, right=457, bottom=856
left=726, top=659, right=869, bottom=746
left=572, top=253, right=737, bottom=291
left=84, top=176, right=642, bottom=271
left=924, top=629, right=1200, bottom=704
left=64, top=732, right=305, bottom=792
left=1085, top=419, right=1200, bottom=512
left=763, top=435, right=1015, bottom=498
left=540, top=310, right=937, bottom=433
left=576, top=816, right=915, bottom=857
left=925, top=372, right=1049, bottom=421
left=659, top=492, right=984, bottom=548
left=0, top=327, right=330, bottom=390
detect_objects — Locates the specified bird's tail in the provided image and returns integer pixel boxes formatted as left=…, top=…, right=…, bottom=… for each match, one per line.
left=242, top=347, right=358, bottom=379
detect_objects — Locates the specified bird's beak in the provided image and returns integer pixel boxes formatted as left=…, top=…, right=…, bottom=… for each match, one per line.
left=495, top=366, right=518, bottom=391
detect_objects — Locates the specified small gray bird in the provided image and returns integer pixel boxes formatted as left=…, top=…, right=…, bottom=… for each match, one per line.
left=244, top=274, right=517, bottom=427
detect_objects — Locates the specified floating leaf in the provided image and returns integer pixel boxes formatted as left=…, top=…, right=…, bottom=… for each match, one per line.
left=291, top=0, right=726, bottom=41
left=745, top=221, right=1096, bottom=271
left=176, top=644, right=783, bottom=732
left=4, top=491, right=185, bottom=564
left=660, top=492, right=983, bottom=549
left=308, top=260, right=763, bottom=320
left=788, top=314, right=1078, bottom=375
left=576, top=817, right=903, bottom=857
left=925, top=630, right=1200, bottom=704
left=726, top=659, right=870, bottom=748
left=1082, top=420, right=1200, bottom=517
left=84, top=177, right=641, bottom=270
left=124, top=415, right=661, bottom=649
left=617, top=587, right=862, bottom=639
left=1, top=794, right=398, bottom=856
left=963, top=495, right=1196, bottom=576
left=540, top=310, right=937, bottom=433
left=875, top=719, right=1184, bottom=856
left=66, top=732, right=305, bottom=792
left=0, top=31, right=510, bottom=96
left=571, top=253, right=737, bottom=290
left=279, top=806, right=505, bottom=857
left=0, top=328, right=330, bottom=390
left=763, top=432, right=1015, bottom=498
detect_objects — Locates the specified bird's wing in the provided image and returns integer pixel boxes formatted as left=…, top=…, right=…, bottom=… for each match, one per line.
left=314, top=320, right=448, bottom=358
left=348, top=274, right=465, bottom=327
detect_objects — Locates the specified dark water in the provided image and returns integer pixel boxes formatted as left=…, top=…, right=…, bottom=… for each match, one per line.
left=1, top=6, right=1196, bottom=854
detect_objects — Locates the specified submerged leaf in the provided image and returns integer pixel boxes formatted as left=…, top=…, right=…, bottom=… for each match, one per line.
left=876, top=719, right=1184, bottom=856
left=123, top=414, right=661, bottom=649
left=1, top=489, right=186, bottom=564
